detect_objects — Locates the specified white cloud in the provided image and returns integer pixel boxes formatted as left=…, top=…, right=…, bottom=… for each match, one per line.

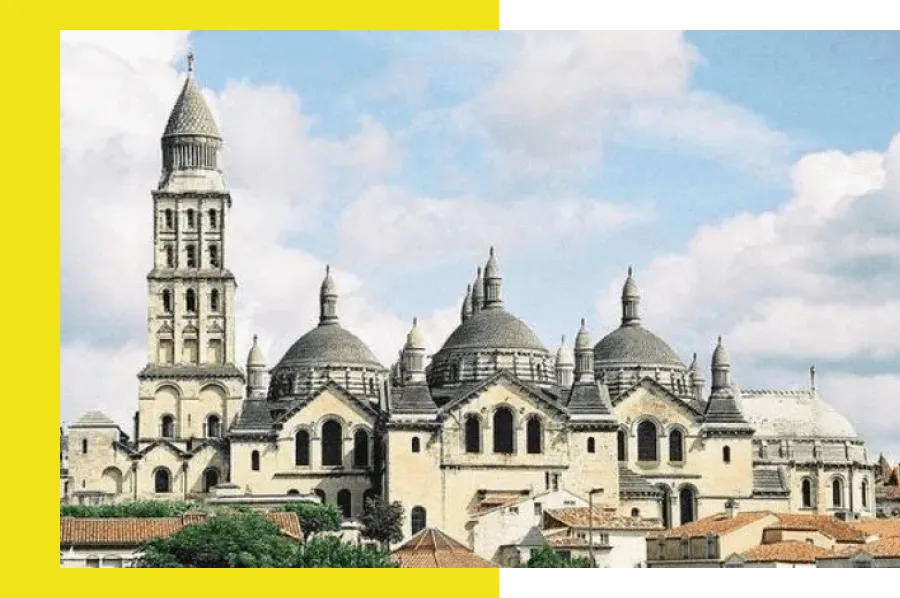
left=60, top=31, right=452, bottom=429
left=600, top=134, right=900, bottom=459
left=339, top=185, right=647, bottom=266
left=469, top=31, right=789, bottom=177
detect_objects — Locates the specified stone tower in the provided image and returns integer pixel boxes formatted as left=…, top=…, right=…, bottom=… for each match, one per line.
left=136, top=53, right=244, bottom=448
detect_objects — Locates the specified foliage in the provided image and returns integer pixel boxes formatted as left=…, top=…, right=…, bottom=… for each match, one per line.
left=275, top=502, right=342, bottom=539
left=294, top=535, right=398, bottom=568
left=61, top=500, right=200, bottom=518
left=136, top=512, right=300, bottom=568
left=359, top=496, right=405, bottom=547
left=135, top=512, right=397, bottom=568
left=517, top=546, right=591, bottom=568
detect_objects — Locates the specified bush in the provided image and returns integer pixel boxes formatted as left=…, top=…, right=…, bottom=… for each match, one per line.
left=61, top=500, right=200, bottom=518
left=274, top=502, right=341, bottom=539
left=359, top=496, right=404, bottom=548
left=294, top=535, right=398, bottom=568
left=517, top=546, right=591, bottom=568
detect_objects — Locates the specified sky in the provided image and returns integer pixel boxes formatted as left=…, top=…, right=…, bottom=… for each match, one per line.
left=60, top=30, right=900, bottom=463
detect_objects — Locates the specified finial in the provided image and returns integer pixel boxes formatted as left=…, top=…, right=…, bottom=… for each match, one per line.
left=413, top=317, right=418, bottom=327
left=693, top=351, right=697, bottom=361
left=490, top=246, right=495, bottom=257
left=253, top=334, right=258, bottom=344
left=187, top=48, right=194, bottom=73
left=580, top=318, right=586, bottom=327
left=717, top=335, right=722, bottom=344
left=477, top=266, right=482, bottom=276
left=628, top=266, right=633, bottom=276
left=326, top=264, right=331, bottom=275
left=561, top=335, right=566, bottom=344
left=810, top=364, right=816, bottom=392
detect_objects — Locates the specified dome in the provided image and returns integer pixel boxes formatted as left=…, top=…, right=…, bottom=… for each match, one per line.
left=556, top=336, right=574, bottom=366
left=438, top=309, right=547, bottom=353
left=738, top=390, right=858, bottom=438
left=593, top=325, right=684, bottom=367
left=712, top=336, right=731, bottom=367
left=574, top=319, right=592, bottom=351
left=406, top=318, right=426, bottom=350
left=274, top=323, right=384, bottom=371
left=247, top=334, right=266, bottom=367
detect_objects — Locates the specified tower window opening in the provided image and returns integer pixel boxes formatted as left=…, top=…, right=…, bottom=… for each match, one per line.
left=208, top=244, right=219, bottom=268
left=162, top=289, right=172, bottom=313
left=163, top=209, right=173, bottom=230
left=185, top=289, right=197, bottom=313
left=210, top=289, right=220, bottom=312
left=164, top=245, right=174, bottom=268
left=186, top=244, right=197, bottom=268
left=186, top=209, right=195, bottom=229
left=208, top=209, right=218, bottom=230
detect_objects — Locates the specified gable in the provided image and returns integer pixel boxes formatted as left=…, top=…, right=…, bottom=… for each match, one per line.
left=278, top=383, right=378, bottom=431
left=441, top=370, right=567, bottom=423
left=614, top=380, right=702, bottom=429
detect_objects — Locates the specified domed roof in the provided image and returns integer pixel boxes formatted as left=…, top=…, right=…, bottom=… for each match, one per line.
left=406, top=318, right=426, bottom=350
left=438, top=308, right=547, bottom=353
left=738, top=390, right=858, bottom=438
left=247, top=334, right=266, bottom=367
left=593, top=325, right=684, bottom=367
left=574, top=318, right=592, bottom=351
left=274, top=323, right=385, bottom=371
left=556, top=335, right=574, bottom=366
left=712, top=336, right=731, bottom=367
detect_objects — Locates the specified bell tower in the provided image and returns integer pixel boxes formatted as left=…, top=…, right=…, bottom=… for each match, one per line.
left=136, top=52, right=245, bottom=448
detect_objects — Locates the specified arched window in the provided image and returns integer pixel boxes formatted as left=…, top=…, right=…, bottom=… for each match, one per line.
left=337, top=489, right=352, bottom=519
left=251, top=450, right=260, bottom=472
left=832, top=478, right=844, bottom=508
left=81, top=438, right=88, bottom=454
left=411, top=506, right=427, bottom=535
left=295, top=430, right=310, bottom=466
left=353, top=429, right=369, bottom=468
left=208, top=244, right=220, bottom=268
left=801, top=478, right=813, bottom=508
left=637, top=421, right=658, bottom=462
left=208, top=209, right=217, bottom=230
left=185, top=289, right=196, bottom=313
left=162, top=289, right=172, bottom=313
left=287, top=489, right=300, bottom=496
left=464, top=415, right=481, bottom=453
left=862, top=479, right=869, bottom=508
left=526, top=417, right=542, bottom=454
left=164, top=245, right=174, bottom=268
left=669, top=429, right=684, bottom=462
left=631, top=508, right=640, bottom=517
left=186, top=244, right=197, bottom=268
left=186, top=209, right=195, bottom=229
left=161, top=415, right=175, bottom=438
left=411, top=437, right=421, bottom=453
left=679, top=486, right=696, bottom=525
left=314, top=489, right=326, bottom=503
left=205, top=414, right=221, bottom=438
left=493, top=407, right=514, bottom=454
left=617, top=429, right=626, bottom=461
left=203, top=469, right=219, bottom=493
left=209, top=289, right=220, bottom=312
left=321, top=421, right=342, bottom=466
left=154, top=468, right=171, bottom=493
left=587, top=437, right=596, bottom=453
left=164, top=209, right=174, bottom=230
left=722, top=446, right=731, bottom=464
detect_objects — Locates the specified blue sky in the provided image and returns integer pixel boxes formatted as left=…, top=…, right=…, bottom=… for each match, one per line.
left=60, top=31, right=900, bottom=461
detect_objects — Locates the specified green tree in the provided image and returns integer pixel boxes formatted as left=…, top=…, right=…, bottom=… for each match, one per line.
left=294, top=536, right=398, bottom=568
left=517, top=546, right=591, bottom=568
left=275, top=502, right=342, bottom=540
left=359, top=496, right=404, bottom=549
left=61, top=500, right=199, bottom=518
left=136, top=512, right=300, bottom=568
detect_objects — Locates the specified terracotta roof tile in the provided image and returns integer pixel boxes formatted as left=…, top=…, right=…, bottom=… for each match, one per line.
left=60, top=512, right=303, bottom=546
left=880, top=485, right=900, bottom=500
left=850, top=518, right=900, bottom=539
left=769, top=513, right=867, bottom=543
left=391, top=528, right=499, bottom=568
left=545, top=507, right=662, bottom=531
left=741, top=541, right=830, bottom=563
left=821, top=536, right=900, bottom=559
left=664, top=511, right=773, bottom=538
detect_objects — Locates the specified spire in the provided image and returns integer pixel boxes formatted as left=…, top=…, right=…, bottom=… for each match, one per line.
left=403, top=318, right=427, bottom=383
left=246, top=333, right=268, bottom=398
left=461, top=284, right=473, bottom=323
left=471, top=266, right=485, bottom=315
left=162, top=52, right=220, bottom=140
left=810, top=364, right=816, bottom=393
left=319, top=265, right=338, bottom=325
left=483, top=247, right=503, bottom=310
left=556, top=335, right=575, bottom=387
left=689, top=352, right=705, bottom=401
left=711, top=336, right=731, bottom=392
left=621, top=266, right=641, bottom=327
left=406, top=317, right=426, bottom=350
left=573, top=318, right=594, bottom=383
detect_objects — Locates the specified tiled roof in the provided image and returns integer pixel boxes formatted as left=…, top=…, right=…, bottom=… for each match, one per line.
left=545, top=534, right=590, bottom=548
left=663, top=511, right=773, bottom=538
left=737, top=389, right=857, bottom=439
left=476, top=490, right=529, bottom=514
left=273, top=323, right=386, bottom=373
left=820, top=536, right=900, bottom=559
left=850, top=518, right=900, bottom=540
left=70, top=411, right=118, bottom=429
left=753, top=468, right=789, bottom=496
left=769, top=513, right=868, bottom=544
left=437, top=308, right=547, bottom=353
left=741, top=541, right=830, bottom=563
left=390, top=384, right=438, bottom=414
left=163, top=73, right=221, bottom=138
left=704, top=389, right=752, bottom=428
left=391, top=528, right=499, bottom=568
left=593, top=324, right=685, bottom=367
left=60, top=512, right=302, bottom=546
left=138, top=364, right=244, bottom=380
left=618, top=464, right=664, bottom=498
left=230, top=399, right=275, bottom=434
left=879, top=485, right=900, bottom=500
left=544, top=507, right=662, bottom=531
left=565, top=382, right=613, bottom=416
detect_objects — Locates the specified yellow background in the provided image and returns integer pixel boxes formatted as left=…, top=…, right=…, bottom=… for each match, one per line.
left=6, top=1, right=499, bottom=591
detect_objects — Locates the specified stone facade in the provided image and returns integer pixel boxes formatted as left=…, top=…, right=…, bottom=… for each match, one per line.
left=63, top=63, right=879, bottom=557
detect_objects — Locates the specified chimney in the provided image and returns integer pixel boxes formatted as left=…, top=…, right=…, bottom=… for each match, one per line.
left=725, top=498, right=740, bottom=519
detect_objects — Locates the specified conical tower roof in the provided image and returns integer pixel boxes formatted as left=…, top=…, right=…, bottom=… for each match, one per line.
left=162, top=54, right=220, bottom=139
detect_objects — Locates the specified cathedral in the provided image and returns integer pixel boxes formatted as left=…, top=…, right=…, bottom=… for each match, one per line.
left=63, top=61, right=878, bottom=548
